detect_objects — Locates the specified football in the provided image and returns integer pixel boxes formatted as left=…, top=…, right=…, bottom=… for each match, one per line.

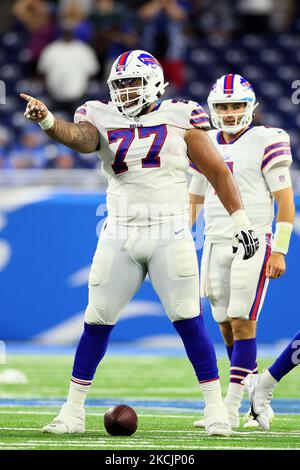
left=104, top=404, right=138, bottom=436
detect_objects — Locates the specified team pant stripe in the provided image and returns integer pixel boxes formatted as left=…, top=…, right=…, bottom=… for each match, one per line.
left=249, top=235, right=271, bottom=320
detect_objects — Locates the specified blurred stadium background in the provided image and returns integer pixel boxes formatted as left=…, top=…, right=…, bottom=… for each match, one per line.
left=1, top=0, right=300, bottom=352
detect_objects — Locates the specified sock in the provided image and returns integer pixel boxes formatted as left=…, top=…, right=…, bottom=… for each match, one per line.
left=199, top=378, right=224, bottom=408
left=66, top=380, right=92, bottom=409
left=226, top=345, right=233, bottom=361
left=225, top=338, right=257, bottom=412
left=269, top=330, right=300, bottom=382
left=253, top=361, right=258, bottom=374
left=173, top=315, right=219, bottom=383
left=68, top=322, right=114, bottom=407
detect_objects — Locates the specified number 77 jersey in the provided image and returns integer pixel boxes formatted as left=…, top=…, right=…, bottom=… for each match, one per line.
left=74, top=99, right=210, bottom=225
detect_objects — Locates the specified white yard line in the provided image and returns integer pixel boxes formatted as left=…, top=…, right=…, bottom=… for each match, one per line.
left=0, top=442, right=298, bottom=450
left=1, top=426, right=300, bottom=438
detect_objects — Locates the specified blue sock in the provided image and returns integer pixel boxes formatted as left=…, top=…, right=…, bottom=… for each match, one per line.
left=173, top=315, right=219, bottom=383
left=230, top=338, right=257, bottom=385
left=226, top=345, right=233, bottom=361
left=72, top=322, right=114, bottom=383
left=269, top=330, right=300, bottom=382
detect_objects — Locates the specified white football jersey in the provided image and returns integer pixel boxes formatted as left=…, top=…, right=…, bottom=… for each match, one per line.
left=189, top=126, right=293, bottom=242
left=74, top=99, right=210, bottom=225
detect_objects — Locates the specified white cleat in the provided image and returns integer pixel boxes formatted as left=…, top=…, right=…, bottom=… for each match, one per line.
left=243, top=374, right=273, bottom=431
left=243, top=404, right=275, bottom=429
left=193, top=417, right=205, bottom=428
left=204, top=405, right=232, bottom=437
left=42, top=403, right=86, bottom=434
left=194, top=408, right=239, bottom=429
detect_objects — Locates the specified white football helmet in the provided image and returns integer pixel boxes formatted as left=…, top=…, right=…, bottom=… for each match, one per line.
left=207, top=74, right=258, bottom=134
left=107, top=50, right=168, bottom=118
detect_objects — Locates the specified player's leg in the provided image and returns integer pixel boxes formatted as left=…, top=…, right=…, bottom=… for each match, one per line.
left=148, top=230, right=231, bottom=436
left=225, top=233, right=271, bottom=425
left=43, top=223, right=146, bottom=434
left=245, top=330, right=300, bottom=430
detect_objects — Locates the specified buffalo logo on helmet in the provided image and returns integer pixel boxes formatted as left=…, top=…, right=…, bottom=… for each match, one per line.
left=138, top=53, right=161, bottom=68
left=240, top=77, right=253, bottom=90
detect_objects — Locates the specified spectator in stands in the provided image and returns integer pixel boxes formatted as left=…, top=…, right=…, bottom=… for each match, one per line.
left=89, top=0, right=138, bottom=80
left=138, top=0, right=190, bottom=92
left=44, top=143, right=98, bottom=169
left=236, top=0, right=274, bottom=35
left=58, top=0, right=93, bottom=43
left=188, top=0, right=235, bottom=39
left=13, top=0, right=55, bottom=75
left=8, top=122, right=47, bottom=169
left=37, top=25, right=100, bottom=113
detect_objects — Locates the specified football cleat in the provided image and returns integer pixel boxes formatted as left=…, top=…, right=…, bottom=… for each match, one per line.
left=243, top=374, right=273, bottom=431
left=204, top=404, right=232, bottom=437
left=243, top=404, right=275, bottom=429
left=42, top=402, right=85, bottom=434
left=194, top=407, right=239, bottom=429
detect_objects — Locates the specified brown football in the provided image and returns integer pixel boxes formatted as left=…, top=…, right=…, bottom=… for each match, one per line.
left=104, top=404, right=138, bottom=436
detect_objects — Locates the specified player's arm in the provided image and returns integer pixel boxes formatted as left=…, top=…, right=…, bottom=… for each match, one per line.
left=20, top=93, right=100, bottom=153
left=266, top=186, right=295, bottom=279
left=186, top=128, right=243, bottom=214
left=185, top=128, right=259, bottom=260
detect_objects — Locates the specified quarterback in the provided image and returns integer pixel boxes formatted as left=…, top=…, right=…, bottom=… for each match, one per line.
left=189, top=74, right=295, bottom=429
left=21, top=52, right=259, bottom=437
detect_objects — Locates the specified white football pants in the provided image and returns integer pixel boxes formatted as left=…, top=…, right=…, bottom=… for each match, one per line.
left=85, top=220, right=200, bottom=324
left=200, top=233, right=271, bottom=323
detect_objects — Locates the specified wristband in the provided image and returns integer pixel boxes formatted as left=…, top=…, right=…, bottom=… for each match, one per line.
left=230, top=209, right=251, bottom=230
left=272, top=222, right=293, bottom=255
left=38, top=111, right=55, bottom=130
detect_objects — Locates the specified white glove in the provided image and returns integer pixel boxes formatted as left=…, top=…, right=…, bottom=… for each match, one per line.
left=231, top=210, right=259, bottom=260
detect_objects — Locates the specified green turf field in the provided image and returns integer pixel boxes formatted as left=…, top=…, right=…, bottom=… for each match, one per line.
left=0, top=354, right=299, bottom=450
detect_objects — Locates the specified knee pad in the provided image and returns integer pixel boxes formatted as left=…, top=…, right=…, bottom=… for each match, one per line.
left=85, top=287, right=117, bottom=325
left=168, top=288, right=200, bottom=322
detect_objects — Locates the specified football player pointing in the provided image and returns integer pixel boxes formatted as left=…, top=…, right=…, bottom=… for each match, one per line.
left=189, top=74, right=295, bottom=429
left=21, top=52, right=258, bottom=437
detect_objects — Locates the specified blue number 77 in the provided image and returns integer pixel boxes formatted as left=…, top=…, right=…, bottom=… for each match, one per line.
left=108, top=125, right=167, bottom=175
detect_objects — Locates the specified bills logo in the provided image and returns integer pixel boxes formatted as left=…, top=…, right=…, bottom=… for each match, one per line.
left=138, top=53, right=160, bottom=68
left=240, top=77, right=253, bottom=90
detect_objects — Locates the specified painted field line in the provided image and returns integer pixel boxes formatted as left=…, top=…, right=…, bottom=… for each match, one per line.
left=2, top=426, right=300, bottom=439
left=0, top=410, right=198, bottom=418
left=0, top=442, right=298, bottom=450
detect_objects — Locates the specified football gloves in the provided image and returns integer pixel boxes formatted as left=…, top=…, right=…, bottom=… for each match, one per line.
left=232, top=229, right=259, bottom=260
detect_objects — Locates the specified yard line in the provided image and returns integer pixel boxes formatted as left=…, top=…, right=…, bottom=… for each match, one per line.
left=0, top=442, right=298, bottom=450
left=1, top=426, right=300, bottom=439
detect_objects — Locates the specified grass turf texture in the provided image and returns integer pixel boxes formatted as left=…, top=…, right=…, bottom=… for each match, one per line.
left=0, top=355, right=299, bottom=450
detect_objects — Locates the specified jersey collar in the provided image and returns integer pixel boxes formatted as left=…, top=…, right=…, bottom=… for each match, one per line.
left=217, top=125, right=254, bottom=145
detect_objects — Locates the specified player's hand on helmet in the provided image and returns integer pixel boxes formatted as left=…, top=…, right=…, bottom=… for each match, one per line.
left=20, top=93, right=48, bottom=122
left=232, top=229, right=259, bottom=260
left=265, top=252, right=286, bottom=279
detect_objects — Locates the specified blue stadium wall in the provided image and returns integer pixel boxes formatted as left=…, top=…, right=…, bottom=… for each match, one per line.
left=0, top=190, right=299, bottom=345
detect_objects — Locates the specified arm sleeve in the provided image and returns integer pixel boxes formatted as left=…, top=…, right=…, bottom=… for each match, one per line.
left=264, top=166, right=292, bottom=192
left=189, top=173, right=206, bottom=196
left=74, top=101, right=96, bottom=126
left=261, top=129, right=293, bottom=175
left=189, top=103, right=211, bottom=130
